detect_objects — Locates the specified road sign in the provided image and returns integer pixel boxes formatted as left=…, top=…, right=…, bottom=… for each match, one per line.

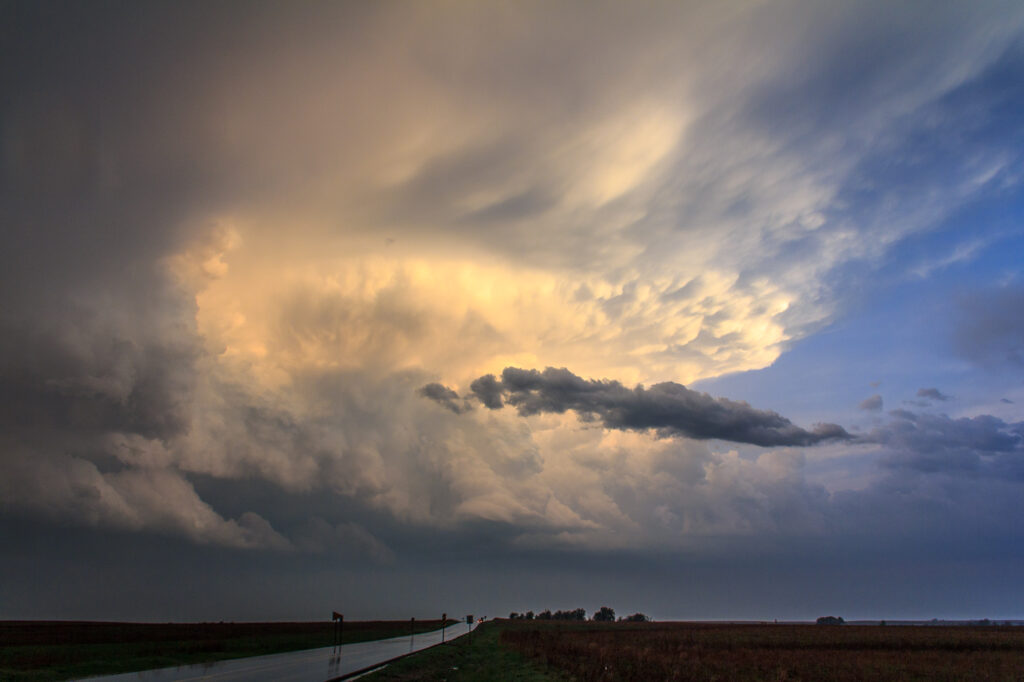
left=331, top=613, right=343, bottom=646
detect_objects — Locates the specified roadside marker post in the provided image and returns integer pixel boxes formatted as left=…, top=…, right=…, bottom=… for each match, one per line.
left=332, top=612, right=344, bottom=648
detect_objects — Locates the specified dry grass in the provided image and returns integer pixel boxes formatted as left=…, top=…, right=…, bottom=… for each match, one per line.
left=500, top=621, right=1024, bottom=681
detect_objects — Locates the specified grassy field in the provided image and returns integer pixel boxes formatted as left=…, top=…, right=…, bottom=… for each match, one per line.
left=361, top=620, right=566, bottom=682
left=499, top=620, right=1024, bottom=681
left=0, top=619, right=450, bottom=682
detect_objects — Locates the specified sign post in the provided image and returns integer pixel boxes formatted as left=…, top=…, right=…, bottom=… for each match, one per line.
left=332, top=612, right=343, bottom=647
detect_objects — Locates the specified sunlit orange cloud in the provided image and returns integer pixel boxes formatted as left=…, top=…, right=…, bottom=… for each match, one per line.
left=92, top=1, right=874, bottom=548
left=8, top=0, right=1023, bottom=572
left=171, top=219, right=795, bottom=393
left=149, top=1, right=835, bottom=405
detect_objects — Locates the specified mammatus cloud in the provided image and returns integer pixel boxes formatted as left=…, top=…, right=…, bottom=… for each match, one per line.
left=424, top=367, right=850, bottom=448
left=858, top=394, right=883, bottom=411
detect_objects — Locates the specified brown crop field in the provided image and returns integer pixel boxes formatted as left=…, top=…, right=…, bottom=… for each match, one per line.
left=500, top=621, right=1024, bottom=681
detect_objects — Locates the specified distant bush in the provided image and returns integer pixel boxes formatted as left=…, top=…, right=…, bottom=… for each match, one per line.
left=593, top=606, right=616, bottom=622
left=816, top=616, right=845, bottom=625
left=620, top=613, right=650, bottom=622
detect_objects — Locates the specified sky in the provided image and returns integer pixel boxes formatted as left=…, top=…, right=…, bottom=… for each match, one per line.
left=2, top=0, right=1024, bottom=623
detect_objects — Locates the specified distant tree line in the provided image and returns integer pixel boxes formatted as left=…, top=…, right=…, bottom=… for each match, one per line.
left=816, top=616, right=845, bottom=625
left=505, top=606, right=585, bottom=618
left=507, top=607, right=650, bottom=623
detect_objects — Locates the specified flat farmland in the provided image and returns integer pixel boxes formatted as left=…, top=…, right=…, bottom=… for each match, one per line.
left=0, top=619, right=449, bottom=681
left=500, top=621, right=1024, bottom=681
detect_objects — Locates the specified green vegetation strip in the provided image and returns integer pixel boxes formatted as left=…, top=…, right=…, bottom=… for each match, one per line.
left=360, top=621, right=567, bottom=682
left=0, top=619, right=451, bottom=682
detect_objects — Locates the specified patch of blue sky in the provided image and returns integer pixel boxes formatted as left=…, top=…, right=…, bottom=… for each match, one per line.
left=696, top=42, right=1024, bottom=430
left=695, top=185, right=1024, bottom=430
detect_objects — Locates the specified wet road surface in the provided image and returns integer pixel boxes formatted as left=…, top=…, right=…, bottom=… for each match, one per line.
left=78, top=621, right=478, bottom=682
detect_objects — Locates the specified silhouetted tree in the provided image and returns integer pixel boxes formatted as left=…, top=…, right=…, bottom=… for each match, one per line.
left=622, top=612, right=649, bottom=622
left=551, top=608, right=586, bottom=621
left=593, top=606, right=616, bottom=622
left=537, top=609, right=553, bottom=620
left=509, top=612, right=519, bottom=620
left=816, top=616, right=845, bottom=625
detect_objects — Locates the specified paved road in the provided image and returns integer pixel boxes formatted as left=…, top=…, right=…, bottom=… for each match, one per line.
left=78, top=621, right=479, bottom=682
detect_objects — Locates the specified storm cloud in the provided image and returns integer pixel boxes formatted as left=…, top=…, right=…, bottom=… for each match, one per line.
left=429, top=367, right=851, bottom=447
left=418, top=382, right=471, bottom=414
left=869, top=409, right=1024, bottom=478
left=3, top=0, right=1024, bottom=622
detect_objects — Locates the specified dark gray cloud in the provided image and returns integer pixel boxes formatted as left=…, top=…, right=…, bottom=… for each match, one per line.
left=858, top=394, right=883, bottom=411
left=1001, top=398, right=1014, bottom=404
left=0, top=296, right=200, bottom=443
left=917, top=387, right=951, bottom=402
left=867, top=409, right=1024, bottom=478
left=469, top=374, right=505, bottom=410
left=954, top=286, right=1024, bottom=368
left=418, top=382, right=471, bottom=414
left=433, top=367, right=852, bottom=447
